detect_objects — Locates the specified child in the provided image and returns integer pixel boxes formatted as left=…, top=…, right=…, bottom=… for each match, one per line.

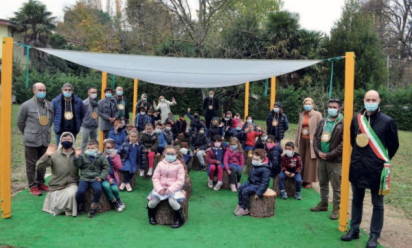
left=164, top=122, right=174, bottom=145
left=244, top=124, right=263, bottom=154
left=155, top=123, right=168, bottom=154
left=135, top=107, right=152, bottom=132
left=74, top=140, right=109, bottom=218
left=207, top=118, right=224, bottom=140
left=172, top=114, right=187, bottom=139
left=224, top=137, right=245, bottom=192
left=108, top=118, right=128, bottom=149
left=279, top=141, right=303, bottom=200
left=186, top=108, right=205, bottom=135
left=140, top=123, right=158, bottom=176
left=191, top=127, right=209, bottom=170
left=206, top=135, right=225, bottom=191
left=265, top=135, right=283, bottom=179
left=229, top=124, right=246, bottom=144
left=102, top=139, right=126, bottom=211
left=221, top=111, right=233, bottom=139
left=175, top=132, right=192, bottom=166
left=147, top=146, right=186, bottom=228
left=242, top=115, right=256, bottom=130
left=119, top=130, right=146, bottom=190
left=234, top=149, right=271, bottom=216
left=231, top=113, right=242, bottom=129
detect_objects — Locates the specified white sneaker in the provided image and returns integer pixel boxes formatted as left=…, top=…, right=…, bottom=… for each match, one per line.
left=214, top=181, right=223, bottom=191
left=230, top=184, right=237, bottom=192
left=125, top=183, right=132, bottom=192
left=147, top=168, right=153, bottom=176
left=139, top=170, right=145, bottom=177
left=208, top=179, right=214, bottom=189
left=235, top=207, right=249, bottom=216
left=119, top=183, right=125, bottom=191
left=237, top=182, right=241, bottom=189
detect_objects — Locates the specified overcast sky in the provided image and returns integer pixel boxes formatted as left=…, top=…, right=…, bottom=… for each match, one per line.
left=1, top=0, right=345, bottom=34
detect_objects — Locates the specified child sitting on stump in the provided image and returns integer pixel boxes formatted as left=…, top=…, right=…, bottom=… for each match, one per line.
left=206, top=135, right=225, bottom=191
left=74, top=140, right=109, bottom=218
left=279, top=142, right=303, bottom=200
left=234, top=149, right=271, bottom=216
left=102, top=139, right=126, bottom=211
left=147, top=146, right=186, bottom=228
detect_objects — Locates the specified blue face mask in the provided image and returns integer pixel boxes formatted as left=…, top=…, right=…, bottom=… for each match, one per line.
left=63, top=92, right=72, bottom=98
left=36, top=92, right=46, bottom=99
left=165, top=154, right=177, bottom=162
left=327, top=108, right=338, bottom=117
left=105, top=93, right=112, bottom=98
left=303, top=104, right=313, bottom=111
left=230, top=144, right=238, bottom=150
left=116, top=90, right=123, bottom=96
left=85, top=149, right=98, bottom=157
left=365, top=102, right=379, bottom=112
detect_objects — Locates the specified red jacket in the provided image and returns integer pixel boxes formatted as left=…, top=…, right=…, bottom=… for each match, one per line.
left=223, top=147, right=245, bottom=170
left=106, top=154, right=122, bottom=184
left=245, top=131, right=262, bottom=146
left=280, top=154, right=302, bottom=173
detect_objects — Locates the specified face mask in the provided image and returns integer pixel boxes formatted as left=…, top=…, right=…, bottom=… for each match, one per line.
left=179, top=148, right=188, bottom=155
left=165, top=154, right=177, bottom=162
left=85, top=149, right=98, bottom=157
left=225, top=117, right=230, bottom=120
left=36, top=92, right=46, bottom=99
left=327, top=108, right=338, bottom=117
left=236, top=127, right=242, bottom=131
left=106, top=149, right=116, bottom=155
left=285, top=150, right=294, bottom=158
left=105, top=92, right=112, bottom=98
left=364, top=102, right=379, bottom=112
left=230, top=144, right=238, bottom=150
left=247, top=119, right=252, bottom=123
left=261, top=135, right=268, bottom=141
left=166, top=127, right=172, bottom=131
left=116, top=90, right=123, bottom=96
left=61, top=141, right=73, bottom=149
left=199, top=130, right=205, bottom=134
left=194, top=115, right=199, bottom=119
left=63, top=92, right=72, bottom=98
left=303, top=104, right=313, bottom=111
left=90, top=93, right=97, bottom=99
left=273, top=108, right=280, bottom=113
left=214, top=142, right=221, bottom=147
left=266, top=143, right=275, bottom=150
left=209, top=94, right=214, bottom=98
left=155, top=129, right=162, bottom=133
left=252, top=159, right=263, bottom=166
left=160, top=99, right=165, bottom=102
left=140, top=112, right=146, bottom=115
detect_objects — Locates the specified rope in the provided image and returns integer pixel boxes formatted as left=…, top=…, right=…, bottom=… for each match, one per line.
left=323, top=56, right=344, bottom=98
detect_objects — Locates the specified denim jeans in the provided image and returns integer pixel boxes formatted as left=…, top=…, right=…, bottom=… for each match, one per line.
left=278, top=171, right=302, bottom=192
left=228, top=163, right=243, bottom=184
left=76, top=180, right=102, bottom=204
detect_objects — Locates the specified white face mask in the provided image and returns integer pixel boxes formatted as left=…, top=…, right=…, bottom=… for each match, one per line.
left=273, top=108, right=280, bottom=113
left=251, top=159, right=263, bottom=166
left=285, top=150, right=294, bottom=158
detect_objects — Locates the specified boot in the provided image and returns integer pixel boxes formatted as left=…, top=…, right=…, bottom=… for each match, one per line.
left=171, top=208, right=185, bottom=228
left=310, top=201, right=328, bottom=212
left=88, top=203, right=98, bottom=218
left=366, top=234, right=379, bottom=248
left=147, top=206, right=157, bottom=225
left=329, top=205, right=339, bottom=220
left=341, top=228, right=360, bottom=241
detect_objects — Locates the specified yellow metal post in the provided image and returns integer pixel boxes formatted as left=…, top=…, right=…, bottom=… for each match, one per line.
left=339, top=52, right=355, bottom=232
left=244, top=81, right=250, bottom=120
left=132, top=79, right=139, bottom=122
left=0, top=37, right=13, bottom=218
left=98, top=72, right=108, bottom=151
left=270, top=76, right=276, bottom=110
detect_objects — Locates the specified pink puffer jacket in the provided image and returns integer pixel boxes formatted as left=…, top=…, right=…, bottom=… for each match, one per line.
left=152, top=159, right=185, bottom=193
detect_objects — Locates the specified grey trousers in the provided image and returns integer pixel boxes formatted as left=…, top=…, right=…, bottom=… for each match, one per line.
left=25, top=146, right=47, bottom=187
left=318, top=159, right=341, bottom=208
left=81, top=127, right=98, bottom=151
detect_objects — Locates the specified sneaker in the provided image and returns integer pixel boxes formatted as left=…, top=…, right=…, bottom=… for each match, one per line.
left=125, top=183, right=133, bottom=192
left=38, top=184, right=49, bottom=192
left=118, top=201, right=126, bottom=211
left=147, top=168, right=154, bottom=176
left=115, top=201, right=125, bottom=212
left=233, top=204, right=241, bottom=215
left=214, top=181, right=223, bottom=191
left=237, top=182, right=241, bottom=189
left=30, top=186, right=42, bottom=196
left=295, top=192, right=302, bottom=200
left=139, top=170, right=145, bottom=177
left=119, top=183, right=125, bottom=191
left=207, top=179, right=214, bottom=189
left=280, top=190, right=288, bottom=200
left=234, top=207, right=249, bottom=216
left=88, top=203, right=98, bottom=218
left=230, top=184, right=237, bottom=192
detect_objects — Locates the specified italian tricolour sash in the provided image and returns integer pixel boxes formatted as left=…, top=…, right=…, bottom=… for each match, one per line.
left=357, top=114, right=391, bottom=195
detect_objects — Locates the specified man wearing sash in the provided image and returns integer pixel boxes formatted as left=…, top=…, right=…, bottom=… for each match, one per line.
left=341, top=90, right=399, bottom=248
left=311, top=99, right=343, bottom=220
left=17, top=82, right=54, bottom=196
left=81, top=88, right=99, bottom=151
left=52, top=83, right=85, bottom=143
left=115, top=86, right=130, bottom=124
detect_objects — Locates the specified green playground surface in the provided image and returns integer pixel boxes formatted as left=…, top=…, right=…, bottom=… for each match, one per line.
left=0, top=171, right=379, bottom=248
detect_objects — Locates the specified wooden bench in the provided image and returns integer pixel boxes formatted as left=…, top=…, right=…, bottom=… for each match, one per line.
left=84, top=187, right=112, bottom=213
left=249, top=188, right=277, bottom=218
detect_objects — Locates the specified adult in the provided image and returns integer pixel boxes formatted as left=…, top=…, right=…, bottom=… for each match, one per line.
left=202, top=90, right=220, bottom=128
left=295, top=97, right=322, bottom=188
left=266, top=102, right=289, bottom=143
left=341, top=90, right=399, bottom=248
left=137, top=93, right=150, bottom=112
left=98, top=88, right=118, bottom=138
left=37, top=132, right=79, bottom=217
left=17, top=82, right=54, bottom=196
left=311, top=99, right=343, bottom=220
left=81, top=88, right=99, bottom=152
left=115, top=86, right=130, bottom=123
left=51, top=83, right=85, bottom=143
left=153, top=96, right=177, bottom=123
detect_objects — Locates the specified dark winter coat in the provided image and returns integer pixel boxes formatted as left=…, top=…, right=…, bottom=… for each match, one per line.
left=52, top=94, right=85, bottom=135
left=266, top=111, right=289, bottom=142
left=265, top=144, right=283, bottom=177
left=247, top=163, right=271, bottom=197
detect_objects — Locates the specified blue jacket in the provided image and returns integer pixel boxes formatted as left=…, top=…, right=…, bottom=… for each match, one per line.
left=135, top=114, right=152, bottom=132
left=266, top=144, right=283, bottom=177
left=247, top=163, right=271, bottom=197
left=52, top=94, right=85, bottom=135
left=119, top=142, right=146, bottom=173
left=156, top=131, right=168, bottom=148
left=108, top=127, right=128, bottom=149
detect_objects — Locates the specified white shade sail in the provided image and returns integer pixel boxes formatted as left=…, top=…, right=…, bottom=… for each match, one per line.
left=37, top=48, right=322, bottom=88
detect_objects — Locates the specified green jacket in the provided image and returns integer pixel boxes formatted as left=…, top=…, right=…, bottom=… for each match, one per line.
left=37, top=149, right=78, bottom=191
left=74, top=154, right=109, bottom=182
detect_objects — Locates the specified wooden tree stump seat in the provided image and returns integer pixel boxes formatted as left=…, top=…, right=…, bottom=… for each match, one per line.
left=249, top=188, right=277, bottom=218
left=274, top=175, right=297, bottom=197
left=84, top=187, right=112, bottom=213
left=155, top=196, right=189, bottom=225
left=213, top=170, right=230, bottom=190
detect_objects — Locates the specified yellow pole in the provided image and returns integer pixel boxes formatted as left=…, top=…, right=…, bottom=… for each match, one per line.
left=0, top=37, right=13, bottom=219
left=244, top=81, right=250, bottom=120
left=339, top=52, right=355, bottom=232
left=132, top=79, right=139, bottom=122
left=98, top=72, right=108, bottom=151
left=270, top=76, right=276, bottom=110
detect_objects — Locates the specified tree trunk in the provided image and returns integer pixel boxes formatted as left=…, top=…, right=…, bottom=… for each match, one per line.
left=249, top=188, right=276, bottom=218
left=84, top=187, right=112, bottom=213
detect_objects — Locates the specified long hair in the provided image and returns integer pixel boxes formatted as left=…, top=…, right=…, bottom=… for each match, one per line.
left=229, top=137, right=244, bottom=153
